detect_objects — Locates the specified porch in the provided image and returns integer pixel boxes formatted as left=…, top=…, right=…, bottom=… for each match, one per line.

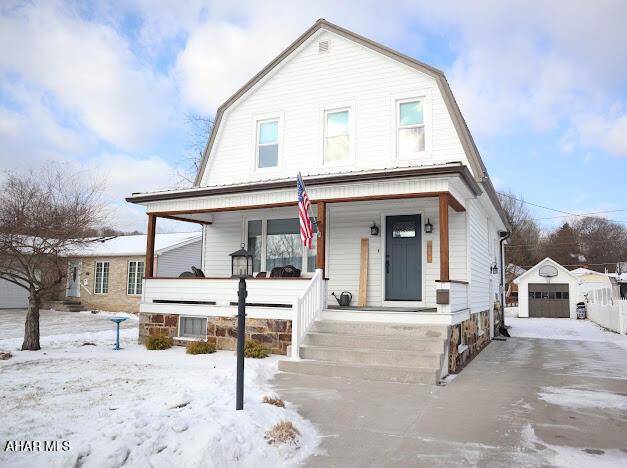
left=130, top=166, right=482, bottom=361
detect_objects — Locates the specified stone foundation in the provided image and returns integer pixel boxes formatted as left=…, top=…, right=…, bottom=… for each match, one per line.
left=138, top=312, right=292, bottom=355
left=448, top=310, right=491, bottom=373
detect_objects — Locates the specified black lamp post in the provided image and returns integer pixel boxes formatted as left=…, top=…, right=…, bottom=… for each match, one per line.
left=230, top=243, right=253, bottom=410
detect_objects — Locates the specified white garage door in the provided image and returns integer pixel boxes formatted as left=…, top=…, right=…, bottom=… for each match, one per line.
left=0, top=279, right=28, bottom=309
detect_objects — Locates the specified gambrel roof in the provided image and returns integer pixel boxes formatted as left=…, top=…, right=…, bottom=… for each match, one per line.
left=192, top=18, right=507, bottom=227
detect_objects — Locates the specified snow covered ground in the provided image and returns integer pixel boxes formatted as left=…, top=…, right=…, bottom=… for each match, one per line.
left=0, top=310, right=318, bottom=467
left=507, top=316, right=627, bottom=351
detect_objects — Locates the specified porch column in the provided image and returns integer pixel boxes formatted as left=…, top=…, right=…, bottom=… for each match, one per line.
left=316, top=201, right=326, bottom=275
left=145, top=214, right=157, bottom=278
left=439, top=193, right=449, bottom=282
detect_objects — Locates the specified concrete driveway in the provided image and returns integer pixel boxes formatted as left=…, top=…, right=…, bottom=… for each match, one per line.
left=273, top=318, right=627, bottom=467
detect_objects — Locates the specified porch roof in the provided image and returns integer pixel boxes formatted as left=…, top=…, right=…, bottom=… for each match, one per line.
left=127, top=164, right=479, bottom=222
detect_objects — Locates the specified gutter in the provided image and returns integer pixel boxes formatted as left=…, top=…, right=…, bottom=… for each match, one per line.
left=499, top=231, right=511, bottom=333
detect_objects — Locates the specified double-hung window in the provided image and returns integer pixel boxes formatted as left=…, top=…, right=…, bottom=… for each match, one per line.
left=324, top=109, right=350, bottom=163
left=247, top=218, right=317, bottom=274
left=256, top=119, right=279, bottom=169
left=94, top=261, right=110, bottom=294
left=397, top=99, right=425, bottom=156
left=127, top=260, right=144, bottom=295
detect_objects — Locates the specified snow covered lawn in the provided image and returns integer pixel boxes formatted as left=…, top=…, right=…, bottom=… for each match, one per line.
left=0, top=310, right=318, bottom=467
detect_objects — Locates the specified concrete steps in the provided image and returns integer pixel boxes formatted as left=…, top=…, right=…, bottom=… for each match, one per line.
left=278, top=359, right=440, bottom=384
left=278, top=319, right=449, bottom=385
left=62, top=300, right=83, bottom=312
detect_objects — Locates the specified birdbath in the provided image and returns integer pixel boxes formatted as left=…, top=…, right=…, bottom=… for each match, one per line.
left=109, top=317, right=128, bottom=350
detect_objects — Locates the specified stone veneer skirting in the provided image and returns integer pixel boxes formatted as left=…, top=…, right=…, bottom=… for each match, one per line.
left=138, top=312, right=292, bottom=355
left=448, top=309, right=491, bottom=373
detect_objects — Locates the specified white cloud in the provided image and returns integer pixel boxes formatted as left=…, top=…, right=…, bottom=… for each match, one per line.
left=0, top=1, right=173, bottom=151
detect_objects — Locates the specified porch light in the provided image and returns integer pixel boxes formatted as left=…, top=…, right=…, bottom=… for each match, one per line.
left=370, top=222, right=380, bottom=236
left=424, top=218, right=433, bottom=234
left=490, top=262, right=499, bottom=275
left=230, top=243, right=254, bottom=278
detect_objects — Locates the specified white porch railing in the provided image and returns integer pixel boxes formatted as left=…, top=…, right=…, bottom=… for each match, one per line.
left=291, top=269, right=324, bottom=359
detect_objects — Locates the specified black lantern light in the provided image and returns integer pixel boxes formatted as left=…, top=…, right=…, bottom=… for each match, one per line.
left=490, top=262, right=499, bottom=275
left=370, top=222, right=380, bottom=236
left=230, top=243, right=253, bottom=278
left=229, top=243, right=253, bottom=411
left=424, top=218, right=433, bottom=234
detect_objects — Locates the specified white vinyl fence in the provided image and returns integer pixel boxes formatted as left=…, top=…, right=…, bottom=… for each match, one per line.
left=586, top=298, right=627, bottom=335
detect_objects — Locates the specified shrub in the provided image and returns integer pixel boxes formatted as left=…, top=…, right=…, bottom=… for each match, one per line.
left=186, top=340, right=216, bottom=355
left=244, top=340, right=270, bottom=359
left=264, top=420, right=301, bottom=447
left=144, top=335, right=173, bottom=350
left=262, top=396, right=285, bottom=408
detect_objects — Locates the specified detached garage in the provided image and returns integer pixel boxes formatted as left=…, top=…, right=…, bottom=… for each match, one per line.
left=0, top=278, right=28, bottom=309
left=514, top=258, right=580, bottom=319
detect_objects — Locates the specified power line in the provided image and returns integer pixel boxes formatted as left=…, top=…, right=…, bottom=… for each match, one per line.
left=505, top=238, right=626, bottom=249
left=516, top=261, right=626, bottom=269
left=532, top=208, right=627, bottom=221
left=497, top=192, right=627, bottom=225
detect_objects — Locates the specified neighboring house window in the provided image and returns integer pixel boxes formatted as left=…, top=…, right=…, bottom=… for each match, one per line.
left=127, top=261, right=145, bottom=295
left=94, top=261, right=110, bottom=294
left=247, top=218, right=317, bottom=274
left=324, top=109, right=350, bottom=163
left=397, top=99, right=425, bottom=155
left=257, top=119, right=279, bottom=168
left=179, top=316, right=207, bottom=339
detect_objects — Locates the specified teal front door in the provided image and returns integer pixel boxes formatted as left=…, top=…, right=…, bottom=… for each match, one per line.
left=385, top=215, right=422, bottom=301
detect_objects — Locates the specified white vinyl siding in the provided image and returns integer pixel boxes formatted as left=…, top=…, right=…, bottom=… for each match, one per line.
left=200, top=29, right=470, bottom=187
left=156, top=240, right=202, bottom=277
left=179, top=316, right=207, bottom=339
left=127, top=261, right=144, bottom=295
left=468, top=199, right=491, bottom=312
left=94, top=261, right=110, bottom=294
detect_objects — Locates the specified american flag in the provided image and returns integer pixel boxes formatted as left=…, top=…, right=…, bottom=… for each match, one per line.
left=297, top=172, right=314, bottom=249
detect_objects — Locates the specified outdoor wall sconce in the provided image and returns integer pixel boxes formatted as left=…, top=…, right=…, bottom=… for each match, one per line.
left=370, top=223, right=380, bottom=236
left=424, top=218, right=433, bottom=234
left=490, top=262, right=499, bottom=275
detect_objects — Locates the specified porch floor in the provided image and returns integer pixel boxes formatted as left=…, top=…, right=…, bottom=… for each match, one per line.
left=326, top=305, right=437, bottom=313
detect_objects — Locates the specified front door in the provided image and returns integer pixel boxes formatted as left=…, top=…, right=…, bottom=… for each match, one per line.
left=67, top=261, right=80, bottom=297
left=385, top=214, right=422, bottom=301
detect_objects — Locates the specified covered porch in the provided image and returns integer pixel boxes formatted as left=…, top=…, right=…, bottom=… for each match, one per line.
left=128, top=165, right=481, bottom=352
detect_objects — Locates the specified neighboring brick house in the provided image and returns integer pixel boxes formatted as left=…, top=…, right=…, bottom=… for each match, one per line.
left=54, top=233, right=202, bottom=313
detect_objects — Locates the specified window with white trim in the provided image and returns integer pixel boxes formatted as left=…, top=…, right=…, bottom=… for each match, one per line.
left=179, top=316, right=207, bottom=339
left=247, top=218, right=317, bottom=274
left=324, top=109, right=350, bottom=163
left=127, top=260, right=145, bottom=295
left=397, top=99, right=425, bottom=155
left=94, top=261, right=110, bottom=294
left=256, top=119, right=279, bottom=168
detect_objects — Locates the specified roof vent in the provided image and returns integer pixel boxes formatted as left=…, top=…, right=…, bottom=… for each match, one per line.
left=318, top=40, right=329, bottom=54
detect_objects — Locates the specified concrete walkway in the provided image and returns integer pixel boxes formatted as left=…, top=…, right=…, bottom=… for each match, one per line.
left=273, top=320, right=627, bottom=467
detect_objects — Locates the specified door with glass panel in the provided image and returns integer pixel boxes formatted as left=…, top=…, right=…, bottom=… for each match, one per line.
left=385, top=215, right=422, bottom=301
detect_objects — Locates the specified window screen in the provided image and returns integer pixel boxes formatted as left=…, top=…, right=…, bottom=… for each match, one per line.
left=180, top=316, right=207, bottom=338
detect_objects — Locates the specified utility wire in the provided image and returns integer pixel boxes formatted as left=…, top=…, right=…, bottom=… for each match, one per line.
left=505, top=238, right=626, bottom=249
left=498, top=192, right=627, bottom=225
left=532, top=208, right=627, bottom=221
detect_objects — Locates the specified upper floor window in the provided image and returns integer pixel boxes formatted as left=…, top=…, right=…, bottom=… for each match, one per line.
left=324, top=109, right=350, bottom=163
left=256, top=119, right=279, bottom=168
left=397, top=99, right=425, bottom=155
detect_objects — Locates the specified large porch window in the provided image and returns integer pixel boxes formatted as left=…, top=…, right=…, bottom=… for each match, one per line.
left=247, top=217, right=317, bottom=274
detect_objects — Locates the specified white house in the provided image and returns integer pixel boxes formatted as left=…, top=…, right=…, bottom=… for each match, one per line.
left=126, top=19, right=509, bottom=383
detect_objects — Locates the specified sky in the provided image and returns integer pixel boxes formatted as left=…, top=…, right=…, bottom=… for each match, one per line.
left=1, top=0, right=626, bottom=233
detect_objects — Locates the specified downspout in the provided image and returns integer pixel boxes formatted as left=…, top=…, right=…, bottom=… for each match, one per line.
left=499, top=231, right=511, bottom=333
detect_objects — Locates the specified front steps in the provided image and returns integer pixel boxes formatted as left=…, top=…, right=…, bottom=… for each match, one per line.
left=278, top=320, right=449, bottom=384
left=62, top=300, right=83, bottom=312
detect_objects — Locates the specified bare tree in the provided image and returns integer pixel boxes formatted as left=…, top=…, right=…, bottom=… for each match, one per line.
left=0, top=165, right=106, bottom=350
left=176, top=113, right=214, bottom=186
left=497, top=191, right=541, bottom=269
left=571, top=216, right=627, bottom=271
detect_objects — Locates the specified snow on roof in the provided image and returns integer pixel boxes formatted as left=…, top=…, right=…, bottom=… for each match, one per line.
left=71, top=232, right=202, bottom=257
left=570, top=267, right=602, bottom=277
